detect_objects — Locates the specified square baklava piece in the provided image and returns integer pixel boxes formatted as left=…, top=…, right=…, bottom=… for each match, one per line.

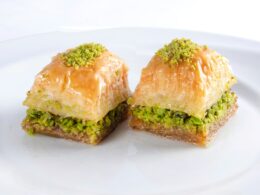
left=129, top=39, right=237, bottom=146
left=22, top=43, right=130, bottom=144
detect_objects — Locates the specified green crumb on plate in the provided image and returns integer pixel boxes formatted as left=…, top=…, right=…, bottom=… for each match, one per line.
left=27, top=128, right=35, bottom=136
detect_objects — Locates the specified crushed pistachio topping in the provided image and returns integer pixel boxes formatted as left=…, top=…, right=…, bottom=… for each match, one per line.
left=156, top=38, right=201, bottom=66
left=62, top=43, right=107, bottom=68
left=23, top=102, right=128, bottom=144
left=130, top=91, right=236, bottom=134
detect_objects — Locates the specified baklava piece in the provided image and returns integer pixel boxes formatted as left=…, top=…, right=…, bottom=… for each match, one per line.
left=22, top=43, right=130, bottom=144
left=129, top=38, right=237, bottom=146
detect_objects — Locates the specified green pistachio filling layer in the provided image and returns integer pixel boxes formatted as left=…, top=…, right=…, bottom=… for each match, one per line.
left=156, top=38, right=201, bottom=66
left=24, top=102, right=127, bottom=141
left=62, top=43, right=107, bottom=68
left=131, top=91, right=236, bottom=134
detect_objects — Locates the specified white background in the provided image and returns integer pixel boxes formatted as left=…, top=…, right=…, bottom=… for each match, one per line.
left=0, top=0, right=259, bottom=194
left=1, top=0, right=260, bottom=42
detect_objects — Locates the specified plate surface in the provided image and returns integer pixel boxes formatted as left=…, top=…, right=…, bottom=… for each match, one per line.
left=0, top=28, right=259, bottom=195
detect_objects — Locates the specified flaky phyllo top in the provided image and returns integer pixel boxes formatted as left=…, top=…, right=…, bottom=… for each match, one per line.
left=23, top=43, right=130, bottom=121
left=131, top=39, right=237, bottom=118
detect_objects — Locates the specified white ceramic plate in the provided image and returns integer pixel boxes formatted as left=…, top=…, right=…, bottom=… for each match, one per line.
left=0, top=28, right=259, bottom=195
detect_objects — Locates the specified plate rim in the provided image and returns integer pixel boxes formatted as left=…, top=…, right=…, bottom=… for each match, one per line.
left=0, top=27, right=260, bottom=195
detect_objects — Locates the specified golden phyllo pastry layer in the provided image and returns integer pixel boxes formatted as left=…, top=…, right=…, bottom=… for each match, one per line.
left=132, top=39, right=236, bottom=118
left=24, top=44, right=130, bottom=122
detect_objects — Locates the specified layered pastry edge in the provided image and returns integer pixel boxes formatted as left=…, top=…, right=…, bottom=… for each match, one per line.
left=129, top=38, right=238, bottom=146
left=22, top=43, right=130, bottom=144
